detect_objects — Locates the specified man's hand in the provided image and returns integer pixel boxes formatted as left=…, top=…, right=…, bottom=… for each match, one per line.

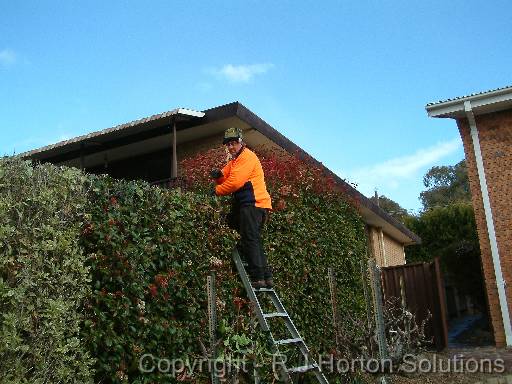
left=210, top=168, right=223, bottom=179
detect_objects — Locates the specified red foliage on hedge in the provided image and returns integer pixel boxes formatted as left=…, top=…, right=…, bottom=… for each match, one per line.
left=180, top=145, right=359, bottom=209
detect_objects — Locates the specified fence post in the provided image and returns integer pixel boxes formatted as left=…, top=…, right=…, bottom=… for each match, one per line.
left=207, top=273, right=219, bottom=384
left=369, top=259, right=389, bottom=384
left=433, top=258, right=449, bottom=349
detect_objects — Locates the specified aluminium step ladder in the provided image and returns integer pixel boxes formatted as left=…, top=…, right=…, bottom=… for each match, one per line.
left=231, top=248, right=329, bottom=384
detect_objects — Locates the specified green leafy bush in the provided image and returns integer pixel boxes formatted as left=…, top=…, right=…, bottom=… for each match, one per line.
left=0, top=158, right=94, bottom=383
left=80, top=177, right=239, bottom=383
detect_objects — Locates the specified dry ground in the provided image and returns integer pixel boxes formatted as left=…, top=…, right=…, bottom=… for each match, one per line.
left=382, top=347, right=512, bottom=384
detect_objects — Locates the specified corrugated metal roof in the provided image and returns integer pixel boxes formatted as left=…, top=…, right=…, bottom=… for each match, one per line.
left=426, top=85, right=512, bottom=107
left=20, top=108, right=203, bottom=158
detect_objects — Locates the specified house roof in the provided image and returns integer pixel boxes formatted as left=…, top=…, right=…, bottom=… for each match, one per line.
left=426, top=85, right=512, bottom=119
left=20, top=108, right=205, bottom=161
left=20, top=101, right=420, bottom=245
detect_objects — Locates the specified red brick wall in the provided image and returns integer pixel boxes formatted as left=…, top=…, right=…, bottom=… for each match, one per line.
left=456, top=109, right=512, bottom=347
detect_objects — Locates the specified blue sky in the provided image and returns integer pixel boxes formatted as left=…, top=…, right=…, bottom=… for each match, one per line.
left=1, top=1, right=511, bottom=213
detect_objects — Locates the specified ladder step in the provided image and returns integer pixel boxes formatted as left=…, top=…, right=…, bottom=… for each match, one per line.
left=263, top=312, right=288, bottom=318
left=287, top=364, right=318, bottom=374
left=254, top=287, right=274, bottom=293
left=275, top=337, right=303, bottom=345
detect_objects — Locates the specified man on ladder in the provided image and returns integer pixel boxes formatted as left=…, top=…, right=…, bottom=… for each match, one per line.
left=211, top=127, right=273, bottom=289
left=212, top=128, right=329, bottom=383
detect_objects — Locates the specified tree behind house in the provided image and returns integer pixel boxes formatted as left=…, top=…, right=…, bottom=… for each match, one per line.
left=420, top=160, right=471, bottom=211
left=370, top=194, right=410, bottom=222
left=405, top=160, right=485, bottom=311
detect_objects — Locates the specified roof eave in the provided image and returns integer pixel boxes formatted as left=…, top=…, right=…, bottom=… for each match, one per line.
left=426, top=86, right=512, bottom=119
left=19, top=107, right=204, bottom=159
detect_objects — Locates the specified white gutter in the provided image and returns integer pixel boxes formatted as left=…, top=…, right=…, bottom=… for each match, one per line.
left=464, top=100, right=512, bottom=346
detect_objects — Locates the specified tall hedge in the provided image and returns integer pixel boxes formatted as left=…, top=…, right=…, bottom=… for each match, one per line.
left=0, top=158, right=94, bottom=383
left=0, top=147, right=370, bottom=383
left=80, top=177, right=238, bottom=383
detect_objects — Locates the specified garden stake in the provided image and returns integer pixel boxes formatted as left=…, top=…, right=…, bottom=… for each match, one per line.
left=207, top=273, right=220, bottom=384
left=327, top=268, right=341, bottom=353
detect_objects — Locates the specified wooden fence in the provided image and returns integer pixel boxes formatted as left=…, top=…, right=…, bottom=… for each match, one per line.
left=381, top=258, right=448, bottom=351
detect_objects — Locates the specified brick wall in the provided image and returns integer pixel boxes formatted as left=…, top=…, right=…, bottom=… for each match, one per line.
left=177, top=134, right=223, bottom=171
left=383, top=233, right=406, bottom=266
left=456, top=108, right=512, bottom=347
left=367, top=226, right=406, bottom=267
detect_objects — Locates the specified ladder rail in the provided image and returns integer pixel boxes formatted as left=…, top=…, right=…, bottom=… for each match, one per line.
left=231, top=248, right=329, bottom=384
left=267, top=291, right=313, bottom=359
left=231, top=249, right=289, bottom=381
left=231, top=248, right=270, bottom=332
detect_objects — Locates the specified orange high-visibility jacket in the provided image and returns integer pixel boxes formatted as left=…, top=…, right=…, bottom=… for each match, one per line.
left=215, top=147, right=272, bottom=209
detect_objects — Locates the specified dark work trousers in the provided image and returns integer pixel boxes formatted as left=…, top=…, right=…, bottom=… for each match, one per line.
left=229, top=204, right=272, bottom=281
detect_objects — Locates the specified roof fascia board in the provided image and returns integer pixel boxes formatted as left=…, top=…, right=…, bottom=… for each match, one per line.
left=426, top=103, right=465, bottom=118
left=30, top=124, right=173, bottom=164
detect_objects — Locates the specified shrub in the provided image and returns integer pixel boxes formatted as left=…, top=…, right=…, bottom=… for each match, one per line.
left=0, top=158, right=95, bottom=383
left=80, top=177, right=239, bottom=383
